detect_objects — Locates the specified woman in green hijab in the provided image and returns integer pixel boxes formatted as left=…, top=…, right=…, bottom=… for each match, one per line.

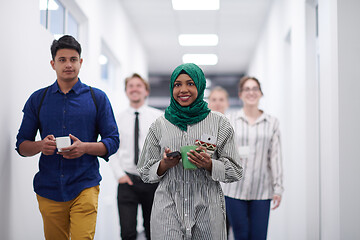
left=137, top=63, right=242, bottom=240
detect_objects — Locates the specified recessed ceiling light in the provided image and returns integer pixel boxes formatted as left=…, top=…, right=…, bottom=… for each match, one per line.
left=172, top=0, right=220, bottom=10
left=182, top=54, right=218, bottom=65
left=179, top=34, right=219, bottom=46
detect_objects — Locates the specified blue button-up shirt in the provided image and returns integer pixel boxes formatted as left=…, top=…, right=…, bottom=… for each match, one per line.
left=16, top=79, right=119, bottom=202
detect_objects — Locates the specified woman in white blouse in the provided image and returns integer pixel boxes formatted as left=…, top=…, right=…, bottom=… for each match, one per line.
left=222, top=76, right=284, bottom=240
left=137, top=63, right=242, bottom=240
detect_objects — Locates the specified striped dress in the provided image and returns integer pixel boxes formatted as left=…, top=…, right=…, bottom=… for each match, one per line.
left=137, top=112, right=243, bottom=240
left=222, top=109, right=284, bottom=200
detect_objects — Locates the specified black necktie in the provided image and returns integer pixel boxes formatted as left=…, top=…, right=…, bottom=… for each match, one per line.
left=134, top=112, right=139, bottom=165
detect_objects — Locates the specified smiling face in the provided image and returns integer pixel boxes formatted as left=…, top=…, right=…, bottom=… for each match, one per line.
left=208, top=89, right=229, bottom=114
left=172, top=73, right=198, bottom=107
left=50, top=48, right=82, bottom=83
left=126, top=76, right=149, bottom=106
left=239, top=79, right=263, bottom=107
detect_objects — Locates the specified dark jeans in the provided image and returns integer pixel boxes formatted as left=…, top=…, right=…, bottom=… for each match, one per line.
left=117, top=173, right=158, bottom=240
left=225, top=196, right=271, bottom=240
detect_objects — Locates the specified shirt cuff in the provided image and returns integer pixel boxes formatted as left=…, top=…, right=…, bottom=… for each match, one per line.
left=273, top=185, right=284, bottom=196
left=148, top=161, right=165, bottom=182
left=99, top=139, right=113, bottom=161
left=15, top=139, right=27, bottom=157
left=114, top=169, right=126, bottom=181
left=210, top=159, right=225, bottom=182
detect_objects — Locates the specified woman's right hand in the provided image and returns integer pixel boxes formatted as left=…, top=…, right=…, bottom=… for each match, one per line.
left=157, top=148, right=181, bottom=175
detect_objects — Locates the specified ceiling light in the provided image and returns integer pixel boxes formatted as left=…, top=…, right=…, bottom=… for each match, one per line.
left=179, top=34, right=218, bottom=46
left=172, top=0, right=220, bottom=10
left=182, top=54, right=218, bottom=65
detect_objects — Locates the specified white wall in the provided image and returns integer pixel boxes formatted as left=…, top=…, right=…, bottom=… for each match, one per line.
left=247, top=0, right=318, bottom=239
left=249, top=0, right=360, bottom=239
left=304, top=2, right=320, bottom=239
left=316, top=0, right=360, bottom=238
left=317, top=0, right=341, bottom=239
left=333, top=0, right=360, bottom=239
left=1, top=1, right=57, bottom=239
left=0, top=0, right=147, bottom=239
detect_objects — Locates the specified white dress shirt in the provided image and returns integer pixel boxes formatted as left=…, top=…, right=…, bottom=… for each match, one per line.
left=110, top=105, right=163, bottom=180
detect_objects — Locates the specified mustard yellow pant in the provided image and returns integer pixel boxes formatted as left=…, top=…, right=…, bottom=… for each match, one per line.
left=36, top=185, right=100, bottom=240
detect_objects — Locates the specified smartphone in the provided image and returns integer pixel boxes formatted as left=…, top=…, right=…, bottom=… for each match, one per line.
left=166, top=151, right=181, bottom=158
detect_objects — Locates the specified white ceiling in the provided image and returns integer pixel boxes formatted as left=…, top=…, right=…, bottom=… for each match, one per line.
left=119, top=0, right=272, bottom=75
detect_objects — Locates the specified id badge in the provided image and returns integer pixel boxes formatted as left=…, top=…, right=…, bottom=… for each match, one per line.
left=200, top=134, right=216, bottom=144
left=195, top=134, right=217, bottom=157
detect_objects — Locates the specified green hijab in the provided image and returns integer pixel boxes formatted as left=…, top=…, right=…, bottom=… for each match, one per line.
left=165, top=63, right=211, bottom=131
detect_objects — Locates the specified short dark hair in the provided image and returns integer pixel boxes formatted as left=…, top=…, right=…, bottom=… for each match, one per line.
left=50, top=35, right=81, bottom=60
left=125, top=73, right=150, bottom=92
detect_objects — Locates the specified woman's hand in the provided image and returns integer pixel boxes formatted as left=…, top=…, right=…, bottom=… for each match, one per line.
left=271, top=195, right=282, bottom=210
left=157, top=148, right=181, bottom=175
left=188, top=146, right=212, bottom=172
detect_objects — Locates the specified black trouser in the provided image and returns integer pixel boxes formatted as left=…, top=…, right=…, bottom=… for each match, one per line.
left=117, top=172, right=158, bottom=240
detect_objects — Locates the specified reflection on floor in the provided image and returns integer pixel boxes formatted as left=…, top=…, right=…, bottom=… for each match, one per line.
left=136, top=231, right=146, bottom=240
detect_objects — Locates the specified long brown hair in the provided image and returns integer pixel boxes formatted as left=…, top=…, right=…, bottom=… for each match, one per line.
left=238, top=76, right=263, bottom=95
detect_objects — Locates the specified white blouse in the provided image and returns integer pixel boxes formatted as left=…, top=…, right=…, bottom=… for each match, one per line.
left=222, top=109, right=284, bottom=200
left=137, top=112, right=243, bottom=240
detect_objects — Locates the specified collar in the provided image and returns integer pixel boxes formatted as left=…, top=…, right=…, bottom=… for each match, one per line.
left=237, top=108, right=269, bottom=124
left=128, top=104, right=147, bottom=115
left=51, top=78, right=82, bottom=94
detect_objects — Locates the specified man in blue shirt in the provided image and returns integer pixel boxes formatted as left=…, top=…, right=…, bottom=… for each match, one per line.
left=16, top=35, right=119, bottom=240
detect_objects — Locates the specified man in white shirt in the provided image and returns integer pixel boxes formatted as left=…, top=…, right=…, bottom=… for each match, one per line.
left=110, top=73, right=163, bottom=240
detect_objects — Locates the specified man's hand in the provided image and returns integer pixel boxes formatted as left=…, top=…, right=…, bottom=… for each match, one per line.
left=118, top=175, right=133, bottom=186
left=40, top=135, right=57, bottom=155
left=58, top=134, right=86, bottom=159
